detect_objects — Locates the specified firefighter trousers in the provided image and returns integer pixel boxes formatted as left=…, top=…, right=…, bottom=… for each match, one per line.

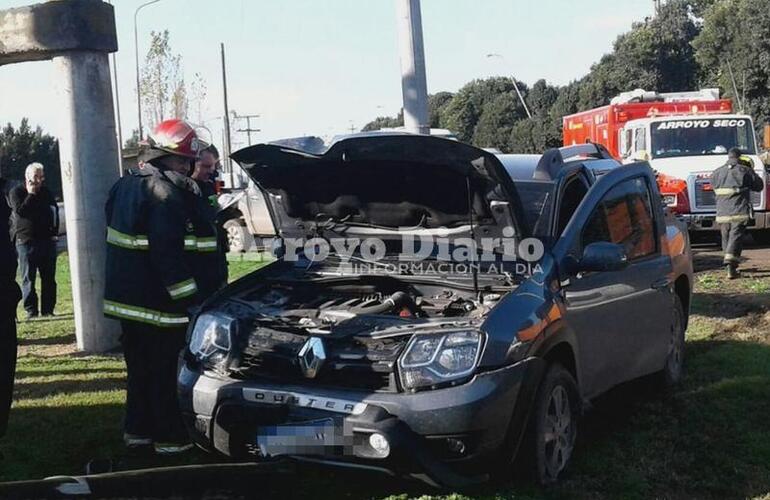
left=720, top=221, right=747, bottom=265
left=120, top=321, right=188, bottom=444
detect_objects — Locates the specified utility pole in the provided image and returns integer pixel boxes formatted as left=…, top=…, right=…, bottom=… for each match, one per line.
left=221, top=43, right=234, bottom=188
left=233, top=112, right=261, bottom=146
left=107, top=0, right=123, bottom=176
left=395, top=0, right=429, bottom=135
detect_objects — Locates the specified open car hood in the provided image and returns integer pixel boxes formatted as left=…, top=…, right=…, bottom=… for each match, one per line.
left=230, top=134, right=525, bottom=241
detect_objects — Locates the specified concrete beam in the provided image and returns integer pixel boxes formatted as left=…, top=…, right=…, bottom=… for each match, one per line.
left=0, top=0, right=117, bottom=66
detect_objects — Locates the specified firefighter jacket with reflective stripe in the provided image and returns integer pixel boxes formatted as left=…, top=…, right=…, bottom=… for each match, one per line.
left=103, top=163, right=227, bottom=327
left=711, top=158, right=764, bottom=224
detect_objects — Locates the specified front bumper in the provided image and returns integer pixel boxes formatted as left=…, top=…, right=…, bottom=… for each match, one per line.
left=178, top=357, right=543, bottom=487
left=682, top=211, right=769, bottom=231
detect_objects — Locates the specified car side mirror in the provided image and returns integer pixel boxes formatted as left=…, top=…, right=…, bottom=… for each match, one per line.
left=576, top=242, right=629, bottom=273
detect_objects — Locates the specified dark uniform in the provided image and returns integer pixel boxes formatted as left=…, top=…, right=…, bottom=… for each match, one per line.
left=104, top=163, right=226, bottom=447
left=9, top=183, right=58, bottom=317
left=0, top=178, right=22, bottom=438
left=711, top=155, right=764, bottom=275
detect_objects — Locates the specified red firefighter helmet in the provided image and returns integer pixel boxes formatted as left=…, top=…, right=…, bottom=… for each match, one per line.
left=144, top=119, right=204, bottom=159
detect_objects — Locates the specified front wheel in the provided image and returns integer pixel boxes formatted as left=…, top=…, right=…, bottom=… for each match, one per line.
left=224, top=219, right=249, bottom=253
left=524, top=363, right=580, bottom=485
left=659, top=295, right=686, bottom=387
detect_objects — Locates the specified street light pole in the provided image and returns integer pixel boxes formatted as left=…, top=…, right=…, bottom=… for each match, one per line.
left=486, top=53, right=532, bottom=119
left=134, top=0, right=161, bottom=139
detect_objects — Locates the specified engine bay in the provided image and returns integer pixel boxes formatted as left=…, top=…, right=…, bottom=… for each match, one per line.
left=232, top=275, right=502, bottom=329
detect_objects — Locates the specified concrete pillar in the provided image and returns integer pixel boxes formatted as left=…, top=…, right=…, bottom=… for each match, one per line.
left=53, top=50, right=121, bottom=352
left=395, top=0, right=430, bottom=135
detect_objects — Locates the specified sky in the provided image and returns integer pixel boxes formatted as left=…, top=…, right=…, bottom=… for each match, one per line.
left=0, top=0, right=655, bottom=149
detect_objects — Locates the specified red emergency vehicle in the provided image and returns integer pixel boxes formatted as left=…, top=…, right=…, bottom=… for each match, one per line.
left=563, top=89, right=768, bottom=240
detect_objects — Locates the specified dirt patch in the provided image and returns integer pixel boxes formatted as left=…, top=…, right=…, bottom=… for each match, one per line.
left=18, top=343, right=79, bottom=358
left=707, top=311, right=770, bottom=344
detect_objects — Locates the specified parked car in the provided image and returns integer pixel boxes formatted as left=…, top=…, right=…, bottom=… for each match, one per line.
left=217, top=180, right=275, bottom=253
left=178, top=135, right=693, bottom=487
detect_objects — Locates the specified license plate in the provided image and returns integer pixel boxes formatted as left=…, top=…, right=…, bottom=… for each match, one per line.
left=256, top=418, right=341, bottom=457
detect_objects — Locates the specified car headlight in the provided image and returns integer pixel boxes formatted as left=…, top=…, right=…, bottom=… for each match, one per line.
left=398, top=330, right=483, bottom=391
left=189, top=313, right=235, bottom=367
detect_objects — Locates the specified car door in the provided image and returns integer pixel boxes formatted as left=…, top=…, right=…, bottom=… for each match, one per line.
left=553, top=165, right=674, bottom=398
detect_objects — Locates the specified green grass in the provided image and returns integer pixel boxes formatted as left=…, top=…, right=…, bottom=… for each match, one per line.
left=3, top=253, right=770, bottom=499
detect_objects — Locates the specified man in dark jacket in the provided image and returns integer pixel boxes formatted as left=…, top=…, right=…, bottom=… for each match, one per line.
left=712, top=147, right=765, bottom=279
left=104, top=119, right=226, bottom=455
left=191, top=144, right=220, bottom=205
left=9, top=163, right=59, bottom=319
left=192, top=144, right=230, bottom=271
left=0, top=176, right=22, bottom=442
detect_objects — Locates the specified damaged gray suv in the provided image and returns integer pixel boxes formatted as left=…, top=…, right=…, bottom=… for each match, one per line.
left=178, top=134, right=692, bottom=487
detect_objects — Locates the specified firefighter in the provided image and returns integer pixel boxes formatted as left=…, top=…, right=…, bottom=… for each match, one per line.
left=712, top=147, right=764, bottom=279
left=104, top=119, right=227, bottom=454
left=0, top=176, right=22, bottom=448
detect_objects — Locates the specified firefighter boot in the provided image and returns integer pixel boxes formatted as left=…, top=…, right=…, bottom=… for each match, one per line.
left=726, top=264, right=740, bottom=280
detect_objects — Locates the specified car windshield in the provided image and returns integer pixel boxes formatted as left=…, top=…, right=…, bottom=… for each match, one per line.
left=651, top=118, right=757, bottom=158
left=515, top=180, right=554, bottom=238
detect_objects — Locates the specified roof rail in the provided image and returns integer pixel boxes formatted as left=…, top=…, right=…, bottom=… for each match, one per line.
left=533, top=142, right=614, bottom=180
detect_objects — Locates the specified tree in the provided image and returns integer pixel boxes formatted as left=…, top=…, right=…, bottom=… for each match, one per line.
left=139, top=30, right=188, bottom=129
left=361, top=91, right=455, bottom=132
left=473, top=93, right=524, bottom=151
left=510, top=117, right=562, bottom=154
left=362, top=112, right=403, bottom=132
left=693, top=0, right=770, bottom=133
left=528, top=79, right=559, bottom=118
left=189, top=73, right=208, bottom=125
left=441, top=77, right=529, bottom=143
left=428, top=91, right=454, bottom=128
left=0, top=119, right=62, bottom=198
left=577, top=0, right=701, bottom=109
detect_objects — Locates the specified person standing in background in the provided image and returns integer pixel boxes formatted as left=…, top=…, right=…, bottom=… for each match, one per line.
left=9, top=163, right=59, bottom=319
left=191, top=144, right=220, bottom=205
left=0, top=175, right=22, bottom=448
left=192, top=144, right=229, bottom=280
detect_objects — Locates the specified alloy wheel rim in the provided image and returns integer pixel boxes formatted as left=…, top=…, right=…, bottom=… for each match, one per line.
left=543, top=385, right=574, bottom=479
left=227, top=227, right=243, bottom=248
left=668, top=307, right=683, bottom=376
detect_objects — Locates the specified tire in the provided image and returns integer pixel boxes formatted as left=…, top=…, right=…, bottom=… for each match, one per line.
left=224, top=219, right=248, bottom=253
left=521, top=363, right=580, bottom=485
left=660, top=295, right=686, bottom=387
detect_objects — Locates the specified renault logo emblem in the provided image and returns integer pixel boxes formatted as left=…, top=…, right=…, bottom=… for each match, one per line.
left=298, top=337, right=326, bottom=378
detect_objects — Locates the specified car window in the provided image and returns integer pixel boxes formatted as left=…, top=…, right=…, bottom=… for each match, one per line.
left=582, top=177, right=657, bottom=260
left=515, top=180, right=554, bottom=238
left=556, top=176, right=588, bottom=236
left=620, top=129, right=633, bottom=158
left=634, top=128, right=647, bottom=153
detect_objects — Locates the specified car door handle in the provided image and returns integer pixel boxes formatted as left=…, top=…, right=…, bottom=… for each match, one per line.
left=651, top=278, right=671, bottom=290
